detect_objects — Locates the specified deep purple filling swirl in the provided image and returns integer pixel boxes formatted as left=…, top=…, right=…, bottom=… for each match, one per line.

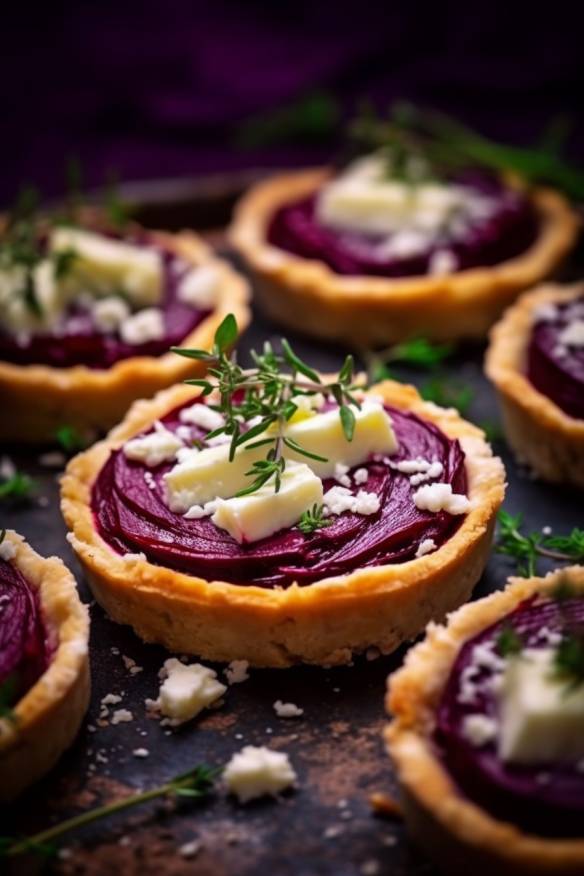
left=267, top=173, right=538, bottom=278
left=527, top=296, right=584, bottom=420
left=92, top=401, right=467, bottom=588
left=436, top=597, right=584, bottom=838
left=0, top=557, right=50, bottom=707
left=0, top=236, right=210, bottom=370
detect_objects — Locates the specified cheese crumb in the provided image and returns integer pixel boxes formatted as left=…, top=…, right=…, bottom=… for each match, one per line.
left=323, top=486, right=380, bottom=517
left=92, top=296, right=130, bottom=333
left=429, top=249, right=457, bottom=276
left=353, top=467, right=369, bottom=485
left=223, top=745, right=296, bottom=803
left=558, top=319, right=584, bottom=348
left=119, top=308, right=165, bottom=345
left=179, top=402, right=225, bottom=432
left=415, top=538, right=436, bottom=558
left=178, top=839, right=202, bottom=859
left=413, top=482, right=470, bottom=515
left=147, top=658, right=226, bottom=726
left=225, top=660, right=250, bottom=685
left=462, top=714, right=498, bottom=747
left=123, top=421, right=183, bottom=467
left=334, top=462, right=351, bottom=488
left=132, top=747, right=149, bottom=758
left=0, top=538, right=16, bottom=562
left=177, top=264, right=219, bottom=309
left=111, top=709, right=134, bottom=725
left=273, top=700, right=304, bottom=718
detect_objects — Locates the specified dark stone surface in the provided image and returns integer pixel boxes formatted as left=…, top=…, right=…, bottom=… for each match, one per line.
left=0, top=179, right=581, bottom=876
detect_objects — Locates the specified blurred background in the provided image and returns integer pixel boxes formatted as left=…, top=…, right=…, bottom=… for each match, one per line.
left=1, top=1, right=582, bottom=205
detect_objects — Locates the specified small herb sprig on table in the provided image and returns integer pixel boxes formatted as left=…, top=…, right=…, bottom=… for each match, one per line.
left=350, top=101, right=584, bottom=199
left=172, top=315, right=360, bottom=496
left=55, top=424, right=89, bottom=455
left=0, top=467, right=35, bottom=504
left=366, top=337, right=454, bottom=383
left=496, top=510, right=584, bottom=577
left=0, top=764, right=217, bottom=859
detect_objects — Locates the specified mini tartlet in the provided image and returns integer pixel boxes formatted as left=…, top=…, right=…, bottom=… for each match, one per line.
left=0, top=530, right=89, bottom=801
left=230, top=159, right=578, bottom=348
left=61, top=371, right=504, bottom=667
left=0, top=213, right=250, bottom=444
left=386, top=565, right=584, bottom=876
left=485, top=283, right=584, bottom=488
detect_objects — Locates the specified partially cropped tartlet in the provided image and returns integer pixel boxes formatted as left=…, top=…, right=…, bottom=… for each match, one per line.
left=0, top=203, right=249, bottom=443
left=230, top=114, right=578, bottom=347
left=386, top=565, right=584, bottom=876
left=485, top=283, right=584, bottom=488
left=0, top=530, right=89, bottom=800
left=62, top=318, right=504, bottom=666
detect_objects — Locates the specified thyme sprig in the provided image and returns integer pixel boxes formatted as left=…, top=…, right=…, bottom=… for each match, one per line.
left=496, top=625, right=524, bottom=658
left=172, top=315, right=360, bottom=496
left=366, top=337, right=454, bottom=383
left=0, top=469, right=35, bottom=503
left=0, top=764, right=217, bottom=859
left=350, top=101, right=584, bottom=199
left=298, top=504, right=333, bottom=535
left=553, top=632, right=584, bottom=692
left=496, top=511, right=584, bottom=577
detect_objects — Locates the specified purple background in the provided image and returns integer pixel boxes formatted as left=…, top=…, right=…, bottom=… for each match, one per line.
left=1, top=1, right=582, bottom=205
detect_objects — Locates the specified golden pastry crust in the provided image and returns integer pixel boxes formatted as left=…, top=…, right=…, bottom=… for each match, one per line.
left=229, top=168, right=579, bottom=347
left=0, top=229, right=250, bottom=444
left=385, top=565, right=584, bottom=876
left=0, top=531, right=90, bottom=801
left=61, top=379, right=505, bottom=668
left=485, top=283, right=584, bottom=488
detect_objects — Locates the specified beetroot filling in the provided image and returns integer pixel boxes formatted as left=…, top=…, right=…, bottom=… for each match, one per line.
left=0, top=557, right=50, bottom=706
left=92, top=401, right=467, bottom=588
left=527, top=296, right=584, bottom=420
left=267, top=173, right=538, bottom=277
left=0, top=236, right=210, bottom=370
left=436, top=597, right=584, bottom=838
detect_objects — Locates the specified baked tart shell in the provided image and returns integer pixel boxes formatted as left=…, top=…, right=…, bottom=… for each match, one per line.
left=229, top=168, right=579, bottom=347
left=485, top=283, right=584, bottom=488
left=0, top=532, right=90, bottom=801
left=385, top=566, right=584, bottom=876
left=61, top=380, right=505, bottom=668
left=0, top=230, right=250, bottom=444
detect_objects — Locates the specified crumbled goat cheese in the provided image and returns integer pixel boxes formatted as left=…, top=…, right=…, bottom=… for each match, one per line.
left=413, top=482, right=470, bottom=515
left=273, top=700, right=304, bottom=718
left=223, top=745, right=297, bottom=803
left=353, top=467, right=369, bottom=485
left=119, top=308, right=165, bottom=345
left=334, top=462, right=351, bottom=487
left=38, top=450, right=67, bottom=469
left=144, top=471, right=157, bottom=491
left=101, top=693, right=122, bottom=706
left=175, top=424, right=193, bottom=443
left=462, top=714, right=498, bottom=747
left=146, top=658, right=226, bottom=726
left=415, top=538, right=436, bottom=558
left=177, top=264, right=220, bottom=309
left=323, top=486, right=380, bottom=517
left=0, top=539, right=16, bottom=562
left=184, top=499, right=220, bottom=519
left=409, top=461, right=444, bottom=486
left=178, top=839, right=202, bottom=860
left=533, top=303, right=558, bottom=323
left=225, top=660, right=250, bottom=685
left=179, top=402, right=225, bottom=432
left=92, top=296, right=130, bottom=332
left=428, top=249, right=457, bottom=276
left=123, top=421, right=183, bottom=467
left=111, top=709, right=134, bottom=725
left=558, top=319, right=584, bottom=348
left=132, top=748, right=149, bottom=758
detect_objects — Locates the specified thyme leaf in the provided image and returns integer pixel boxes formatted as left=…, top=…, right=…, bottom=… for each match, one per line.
left=496, top=511, right=584, bottom=577
left=298, top=504, right=332, bottom=535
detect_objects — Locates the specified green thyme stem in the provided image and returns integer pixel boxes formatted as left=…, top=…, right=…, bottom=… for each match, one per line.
left=4, top=766, right=216, bottom=858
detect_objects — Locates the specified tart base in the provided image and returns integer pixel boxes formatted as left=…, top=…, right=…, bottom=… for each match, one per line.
left=230, top=169, right=579, bottom=347
left=0, top=532, right=90, bottom=801
left=385, top=566, right=584, bottom=876
left=61, top=381, right=505, bottom=667
left=485, top=283, right=584, bottom=489
left=0, top=231, right=250, bottom=444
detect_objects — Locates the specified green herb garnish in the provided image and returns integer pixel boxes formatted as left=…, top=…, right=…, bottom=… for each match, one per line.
left=496, top=626, right=524, bottom=657
left=553, top=632, right=584, bottom=692
left=366, top=337, right=454, bottom=383
left=235, top=90, right=340, bottom=149
left=419, top=378, right=473, bottom=416
left=496, top=511, right=584, bottom=577
left=0, top=470, right=35, bottom=503
left=55, top=424, right=88, bottom=454
left=172, top=315, right=360, bottom=496
left=0, top=763, right=217, bottom=859
left=350, top=101, right=584, bottom=199
left=298, top=504, right=333, bottom=535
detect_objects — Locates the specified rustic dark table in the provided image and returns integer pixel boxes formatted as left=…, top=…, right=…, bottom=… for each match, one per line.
left=1, top=175, right=581, bottom=876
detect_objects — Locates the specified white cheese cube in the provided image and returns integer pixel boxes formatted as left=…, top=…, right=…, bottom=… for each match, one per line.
left=124, top=421, right=183, bottom=467
left=152, top=658, right=226, bottom=725
left=223, top=745, right=296, bottom=803
left=164, top=402, right=396, bottom=512
left=212, top=462, right=323, bottom=543
left=177, top=264, right=219, bottom=309
left=50, top=227, right=163, bottom=306
left=91, top=295, right=130, bottom=332
left=499, top=648, right=584, bottom=764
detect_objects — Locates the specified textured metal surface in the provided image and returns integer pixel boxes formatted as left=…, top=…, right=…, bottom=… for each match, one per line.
left=0, top=182, right=581, bottom=876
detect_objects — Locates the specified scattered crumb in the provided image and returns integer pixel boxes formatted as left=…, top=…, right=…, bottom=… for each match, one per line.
left=323, top=824, right=345, bottom=839
left=111, top=709, right=134, bottom=725
left=118, top=836, right=131, bottom=847
left=361, top=859, right=381, bottom=876
left=179, top=839, right=201, bottom=859
left=101, top=693, right=122, bottom=707
left=132, top=748, right=149, bottom=758
left=273, top=700, right=304, bottom=718
left=369, top=791, right=403, bottom=819
left=224, top=659, right=250, bottom=685
left=38, top=450, right=66, bottom=468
